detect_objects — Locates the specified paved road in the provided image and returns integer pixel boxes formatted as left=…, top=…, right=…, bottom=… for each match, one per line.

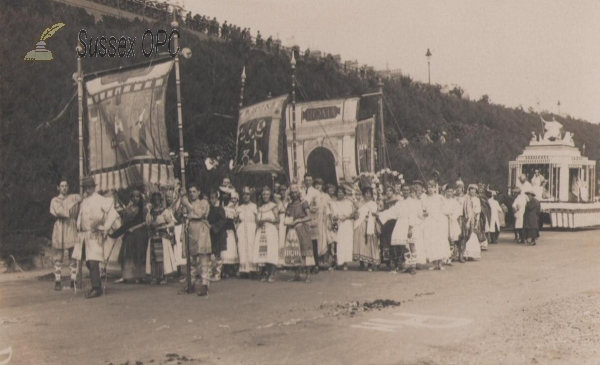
left=1, top=230, right=600, bottom=365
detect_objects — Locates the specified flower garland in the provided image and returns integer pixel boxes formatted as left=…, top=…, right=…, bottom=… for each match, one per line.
left=352, top=169, right=405, bottom=202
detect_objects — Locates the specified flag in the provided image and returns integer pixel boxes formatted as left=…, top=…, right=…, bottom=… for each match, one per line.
left=234, top=95, right=289, bottom=173
left=356, top=117, right=375, bottom=173
left=84, top=59, right=175, bottom=190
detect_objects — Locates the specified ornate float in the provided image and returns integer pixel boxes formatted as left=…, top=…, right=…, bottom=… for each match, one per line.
left=508, top=117, right=599, bottom=228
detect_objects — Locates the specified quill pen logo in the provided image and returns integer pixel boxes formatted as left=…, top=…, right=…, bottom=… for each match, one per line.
left=24, top=22, right=65, bottom=61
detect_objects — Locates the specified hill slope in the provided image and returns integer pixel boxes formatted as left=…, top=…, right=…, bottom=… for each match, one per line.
left=1, top=0, right=599, bottom=243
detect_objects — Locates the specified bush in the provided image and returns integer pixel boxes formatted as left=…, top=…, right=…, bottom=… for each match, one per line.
left=0, top=233, right=47, bottom=269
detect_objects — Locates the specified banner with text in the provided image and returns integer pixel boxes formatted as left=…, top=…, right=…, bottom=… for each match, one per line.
left=85, top=59, right=175, bottom=190
left=235, top=95, right=289, bottom=173
left=356, top=117, right=375, bottom=174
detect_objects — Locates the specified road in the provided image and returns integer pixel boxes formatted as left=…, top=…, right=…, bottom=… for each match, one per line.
left=1, top=230, right=600, bottom=365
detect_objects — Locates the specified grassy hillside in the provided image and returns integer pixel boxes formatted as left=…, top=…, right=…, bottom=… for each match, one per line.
left=1, top=0, right=599, bottom=254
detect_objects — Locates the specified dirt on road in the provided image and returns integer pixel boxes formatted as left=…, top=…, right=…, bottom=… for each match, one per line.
left=1, top=230, right=600, bottom=365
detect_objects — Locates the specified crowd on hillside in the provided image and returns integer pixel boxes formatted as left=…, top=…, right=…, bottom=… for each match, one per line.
left=49, top=165, right=542, bottom=298
left=86, top=0, right=379, bottom=76
left=88, top=0, right=280, bottom=51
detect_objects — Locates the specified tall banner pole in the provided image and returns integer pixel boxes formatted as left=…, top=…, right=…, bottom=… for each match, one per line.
left=76, top=44, right=84, bottom=290
left=291, top=52, right=298, bottom=181
left=378, top=78, right=386, bottom=186
left=172, top=10, right=193, bottom=294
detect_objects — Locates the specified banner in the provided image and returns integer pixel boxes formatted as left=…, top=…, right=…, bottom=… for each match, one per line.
left=85, top=59, right=175, bottom=190
left=235, top=95, right=288, bottom=173
left=356, top=117, right=375, bottom=174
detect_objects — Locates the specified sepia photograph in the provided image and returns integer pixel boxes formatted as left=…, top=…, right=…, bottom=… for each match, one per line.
left=1, top=0, right=600, bottom=364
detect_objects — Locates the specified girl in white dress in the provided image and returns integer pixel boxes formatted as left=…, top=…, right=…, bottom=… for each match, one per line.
left=328, top=186, right=355, bottom=270
left=422, top=181, right=451, bottom=270
left=253, top=187, right=280, bottom=282
left=236, top=187, right=258, bottom=275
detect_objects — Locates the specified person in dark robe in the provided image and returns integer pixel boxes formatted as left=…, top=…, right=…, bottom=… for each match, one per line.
left=110, top=189, right=148, bottom=284
left=207, top=190, right=228, bottom=283
left=478, top=186, right=491, bottom=251
left=380, top=184, right=398, bottom=270
left=523, top=191, right=541, bottom=245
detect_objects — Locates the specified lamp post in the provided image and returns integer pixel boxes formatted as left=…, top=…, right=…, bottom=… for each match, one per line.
left=425, top=48, right=432, bottom=85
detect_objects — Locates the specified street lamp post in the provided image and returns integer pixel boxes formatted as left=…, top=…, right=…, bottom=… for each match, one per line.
left=426, top=48, right=432, bottom=85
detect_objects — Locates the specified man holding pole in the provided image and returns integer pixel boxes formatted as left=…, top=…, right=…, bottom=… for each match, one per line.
left=74, top=176, right=119, bottom=299
left=49, top=178, right=81, bottom=291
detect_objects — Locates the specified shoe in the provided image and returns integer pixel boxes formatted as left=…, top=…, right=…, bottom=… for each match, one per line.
left=54, top=281, right=62, bottom=291
left=178, top=284, right=195, bottom=295
left=343, top=265, right=348, bottom=271
left=85, top=289, right=103, bottom=299
left=197, top=285, right=209, bottom=297
left=159, top=279, right=168, bottom=285
left=114, top=278, right=124, bottom=284
left=410, top=268, right=417, bottom=275
left=459, top=257, right=466, bottom=263
left=530, top=241, right=537, bottom=246
left=267, top=276, right=275, bottom=283
left=210, top=277, right=221, bottom=282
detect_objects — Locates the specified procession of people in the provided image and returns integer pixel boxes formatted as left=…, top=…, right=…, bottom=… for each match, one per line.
left=49, top=169, right=542, bottom=299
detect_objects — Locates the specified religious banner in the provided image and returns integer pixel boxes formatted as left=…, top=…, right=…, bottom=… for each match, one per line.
left=234, top=94, right=288, bottom=173
left=84, top=58, right=175, bottom=190
left=356, top=117, right=375, bottom=174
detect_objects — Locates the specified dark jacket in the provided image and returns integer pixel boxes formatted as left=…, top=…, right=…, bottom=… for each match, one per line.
left=208, top=205, right=227, bottom=253
left=523, top=197, right=541, bottom=229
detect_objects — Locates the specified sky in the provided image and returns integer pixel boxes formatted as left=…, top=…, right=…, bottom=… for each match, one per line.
left=186, top=0, right=600, bottom=123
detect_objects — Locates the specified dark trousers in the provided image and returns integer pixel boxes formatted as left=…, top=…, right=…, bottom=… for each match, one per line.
left=86, top=260, right=102, bottom=290
left=312, top=239, right=319, bottom=263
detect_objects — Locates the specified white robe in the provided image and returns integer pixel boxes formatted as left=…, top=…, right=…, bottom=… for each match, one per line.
left=486, top=198, right=502, bottom=233
left=512, top=193, right=529, bottom=229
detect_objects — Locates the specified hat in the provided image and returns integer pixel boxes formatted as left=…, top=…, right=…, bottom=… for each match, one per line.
left=525, top=190, right=535, bottom=196
left=467, top=183, right=478, bottom=191
left=512, top=186, right=522, bottom=194
left=81, top=176, right=96, bottom=187
left=456, top=179, right=464, bottom=186
left=412, top=180, right=424, bottom=186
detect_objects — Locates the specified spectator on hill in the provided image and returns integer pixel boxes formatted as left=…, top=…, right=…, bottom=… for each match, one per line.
left=423, top=130, right=433, bottom=144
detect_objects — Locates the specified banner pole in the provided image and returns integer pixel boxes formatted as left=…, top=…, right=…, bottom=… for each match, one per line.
left=291, top=52, right=298, bottom=182
left=76, top=43, right=84, bottom=290
left=172, top=11, right=193, bottom=294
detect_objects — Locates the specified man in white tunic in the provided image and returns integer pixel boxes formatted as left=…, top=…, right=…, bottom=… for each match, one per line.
left=49, top=179, right=81, bottom=291
left=74, top=176, right=119, bottom=299
left=376, top=183, right=414, bottom=273
left=531, top=170, right=546, bottom=200
left=516, top=174, right=533, bottom=194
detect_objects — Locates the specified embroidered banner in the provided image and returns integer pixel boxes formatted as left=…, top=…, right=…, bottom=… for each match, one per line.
left=235, top=95, right=288, bottom=173
left=85, top=59, right=175, bottom=190
left=356, top=117, right=375, bottom=174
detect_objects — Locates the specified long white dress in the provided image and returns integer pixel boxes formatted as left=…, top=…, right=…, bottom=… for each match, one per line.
left=463, top=196, right=482, bottom=260
left=253, top=202, right=280, bottom=266
left=408, top=196, right=428, bottom=265
left=512, top=193, right=528, bottom=229
left=221, top=205, right=239, bottom=265
left=236, top=203, right=258, bottom=273
left=442, top=197, right=462, bottom=242
left=485, top=198, right=502, bottom=233
left=329, top=198, right=355, bottom=265
left=422, top=193, right=451, bottom=262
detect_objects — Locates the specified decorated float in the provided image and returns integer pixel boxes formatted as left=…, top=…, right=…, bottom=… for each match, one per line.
left=508, top=117, right=600, bottom=228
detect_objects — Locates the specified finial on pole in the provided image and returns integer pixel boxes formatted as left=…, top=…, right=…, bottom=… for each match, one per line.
left=239, top=66, right=246, bottom=108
